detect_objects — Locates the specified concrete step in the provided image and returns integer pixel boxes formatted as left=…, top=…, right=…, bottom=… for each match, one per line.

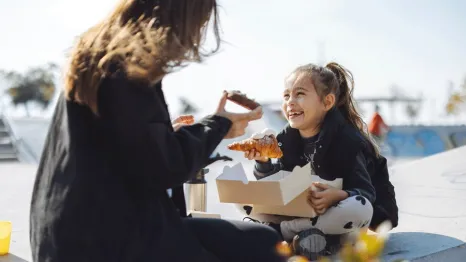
left=0, top=142, right=15, bottom=152
left=0, top=136, right=11, bottom=144
left=0, top=118, right=17, bottom=160
left=0, top=143, right=17, bottom=161
left=0, top=129, right=8, bottom=137
left=0, top=152, right=18, bottom=160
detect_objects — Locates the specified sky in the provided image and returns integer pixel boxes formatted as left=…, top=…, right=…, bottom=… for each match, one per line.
left=0, top=0, right=465, bottom=124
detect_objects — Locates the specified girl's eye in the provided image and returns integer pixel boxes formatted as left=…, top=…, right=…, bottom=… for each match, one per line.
left=283, top=94, right=290, bottom=99
left=297, top=92, right=305, bottom=96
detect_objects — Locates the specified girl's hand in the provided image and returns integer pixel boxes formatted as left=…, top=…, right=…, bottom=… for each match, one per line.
left=244, top=149, right=269, bottom=162
left=307, top=182, right=348, bottom=214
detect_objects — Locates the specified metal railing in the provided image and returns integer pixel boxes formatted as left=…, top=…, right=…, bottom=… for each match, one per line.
left=0, top=114, right=38, bottom=163
left=0, top=115, right=19, bottom=161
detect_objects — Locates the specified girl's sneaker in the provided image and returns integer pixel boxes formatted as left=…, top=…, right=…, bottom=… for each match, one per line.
left=292, top=229, right=343, bottom=261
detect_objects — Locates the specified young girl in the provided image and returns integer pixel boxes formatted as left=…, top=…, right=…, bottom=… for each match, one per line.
left=242, top=62, right=398, bottom=259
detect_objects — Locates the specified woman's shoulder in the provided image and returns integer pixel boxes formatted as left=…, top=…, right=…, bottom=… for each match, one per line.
left=96, top=72, right=164, bottom=118
left=100, top=70, right=159, bottom=90
left=98, top=69, right=162, bottom=102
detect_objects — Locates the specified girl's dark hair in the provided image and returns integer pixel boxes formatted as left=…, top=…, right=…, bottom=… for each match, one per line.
left=65, top=0, right=221, bottom=114
left=292, top=62, right=380, bottom=156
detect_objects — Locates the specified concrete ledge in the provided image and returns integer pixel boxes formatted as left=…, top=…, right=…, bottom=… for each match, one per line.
left=414, top=244, right=466, bottom=261
left=382, top=232, right=465, bottom=261
left=2, top=145, right=466, bottom=261
left=0, top=254, right=29, bottom=262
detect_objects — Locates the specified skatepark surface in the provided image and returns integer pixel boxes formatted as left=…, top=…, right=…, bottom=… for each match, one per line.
left=1, top=117, right=466, bottom=261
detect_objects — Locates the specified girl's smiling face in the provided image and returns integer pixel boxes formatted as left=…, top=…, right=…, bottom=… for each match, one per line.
left=282, top=72, right=334, bottom=137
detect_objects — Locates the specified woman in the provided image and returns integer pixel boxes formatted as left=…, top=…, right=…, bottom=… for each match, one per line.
left=242, top=62, right=398, bottom=259
left=29, top=1, right=284, bottom=261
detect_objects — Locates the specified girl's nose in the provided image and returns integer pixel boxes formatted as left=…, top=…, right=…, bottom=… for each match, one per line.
left=287, top=96, right=296, bottom=106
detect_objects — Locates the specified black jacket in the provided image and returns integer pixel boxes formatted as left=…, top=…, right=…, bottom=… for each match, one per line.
left=254, top=108, right=398, bottom=229
left=29, top=74, right=232, bottom=262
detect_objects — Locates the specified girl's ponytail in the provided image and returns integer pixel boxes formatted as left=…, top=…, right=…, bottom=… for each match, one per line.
left=325, top=62, right=380, bottom=156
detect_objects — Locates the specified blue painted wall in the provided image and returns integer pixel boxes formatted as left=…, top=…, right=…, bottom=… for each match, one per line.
left=261, top=107, right=466, bottom=158
left=8, top=111, right=466, bottom=162
left=380, top=126, right=466, bottom=157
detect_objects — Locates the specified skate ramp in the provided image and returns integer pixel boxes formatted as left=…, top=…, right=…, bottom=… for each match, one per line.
left=2, top=145, right=466, bottom=261
left=205, top=146, right=466, bottom=261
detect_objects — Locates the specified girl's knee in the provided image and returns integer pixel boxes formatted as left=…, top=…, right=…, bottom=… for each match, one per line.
left=236, top=205, right=285, bottom=224
left=345, top=195, right=371, bottom=206
left=337, top=195, right=373, bottom=223
left=344, top=196, right=373, bottom=211
left=236, top=204, right=253, bottom=215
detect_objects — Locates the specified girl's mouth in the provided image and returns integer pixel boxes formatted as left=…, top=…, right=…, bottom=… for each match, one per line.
left=288, top=111, right=303, bottom=119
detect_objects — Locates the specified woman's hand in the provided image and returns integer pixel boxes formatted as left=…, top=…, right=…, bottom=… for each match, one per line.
left=172, top=115, right=194, bottom=125
left=172, top=115, right=194, bottom=131
left=307, top=182, right=348, bottom=215
left=244, top=149, right=269, bottom=162
left=172, top=122, right=186, bottom=132
left=215, top=91, right=263, bottom=139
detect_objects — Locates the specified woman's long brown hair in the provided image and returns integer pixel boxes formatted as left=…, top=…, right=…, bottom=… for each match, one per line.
left=64, top=0, right=221, bottom=114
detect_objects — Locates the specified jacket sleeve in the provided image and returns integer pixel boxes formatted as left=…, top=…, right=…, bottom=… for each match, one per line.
left=253, top=131, right=286, bottom=179
left=253, top=159, right=283, bottom=180
left=98, top=77, right=232, bottom=190
left=343, top=151, right=376, bottom=204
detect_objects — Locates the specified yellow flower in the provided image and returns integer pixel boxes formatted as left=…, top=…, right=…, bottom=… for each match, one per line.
left=278, top=221, right=396, bottom=262
left=317, top=257, right=332, bottom=262
left=338, top=221, right=392, bottom=262
left=276, top=241, right=293, bottom=257
left=287, top=255, right=309, bottom=262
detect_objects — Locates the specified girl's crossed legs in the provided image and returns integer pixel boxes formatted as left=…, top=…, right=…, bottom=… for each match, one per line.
left=280, top=195, right=373, bottom=241
left=240, top=195, right=373, bottom=258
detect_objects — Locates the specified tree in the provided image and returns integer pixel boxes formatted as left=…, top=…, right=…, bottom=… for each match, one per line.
left=446, top=76, right=466, bottom=115
left=0, top=63, right=58, bottom=116
left=405, top=103, right=419, bottom=124
left=178, top=97, right=199, bottom=115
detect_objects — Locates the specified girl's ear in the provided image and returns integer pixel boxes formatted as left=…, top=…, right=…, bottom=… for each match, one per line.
left=323, top=93, right=336, bottom=111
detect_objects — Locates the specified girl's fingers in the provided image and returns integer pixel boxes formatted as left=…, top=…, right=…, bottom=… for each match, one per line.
left=244, top=151, right=250, bottom=159
left=248, top=149, right=256, bottom=160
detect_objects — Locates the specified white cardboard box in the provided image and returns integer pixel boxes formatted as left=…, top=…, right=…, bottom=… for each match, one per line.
left=189, top=211, right=222, bottom=219
left=216, top=162, right=342, bottom=217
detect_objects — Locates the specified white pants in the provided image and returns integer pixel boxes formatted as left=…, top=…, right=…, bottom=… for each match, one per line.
left=238, top=195, right=373, bottom=241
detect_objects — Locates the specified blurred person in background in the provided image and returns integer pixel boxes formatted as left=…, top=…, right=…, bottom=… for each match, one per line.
left=368, top=105, right=390, bottom=145
left=29, top=0, right=285, bottom=261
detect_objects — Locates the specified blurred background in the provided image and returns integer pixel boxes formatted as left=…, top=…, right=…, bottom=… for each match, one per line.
left=1, top=0, right=465, bottom=165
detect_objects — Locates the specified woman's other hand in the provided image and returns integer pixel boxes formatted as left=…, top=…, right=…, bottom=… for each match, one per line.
left=215, top=91, right=263, bottom=139
left=172, top=115, right=194, bottom=131
left=172, top=115, right=195, bottom=125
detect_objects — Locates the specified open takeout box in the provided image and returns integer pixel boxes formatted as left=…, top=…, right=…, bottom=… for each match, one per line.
left=216, top=162, right=342, bottom=217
